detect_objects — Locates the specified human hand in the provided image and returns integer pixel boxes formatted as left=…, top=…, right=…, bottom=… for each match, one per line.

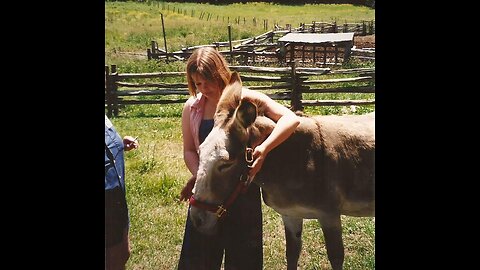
left=248, top=144, right=267, bottom=179
left=123, top=136, right=139, bottom=151
left=180, top=175, right=196, bottom=202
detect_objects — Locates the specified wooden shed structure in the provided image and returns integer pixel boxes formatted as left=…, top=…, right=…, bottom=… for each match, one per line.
left=278, top=32, right=354, bottom=66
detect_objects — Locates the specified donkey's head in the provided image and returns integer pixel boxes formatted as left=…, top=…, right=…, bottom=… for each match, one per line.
left=189, top=72, right=273, bottom=234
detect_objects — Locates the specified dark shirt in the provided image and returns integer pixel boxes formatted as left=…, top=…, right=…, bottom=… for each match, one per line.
left=199, top=119, right=214, bottom=144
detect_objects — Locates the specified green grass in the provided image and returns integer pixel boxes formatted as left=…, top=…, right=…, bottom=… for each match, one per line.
left=106, top=1, right=375, bottom=71
left=111, top=114, right=374, bottom=270
left=107, top=2, right=375, bottom=269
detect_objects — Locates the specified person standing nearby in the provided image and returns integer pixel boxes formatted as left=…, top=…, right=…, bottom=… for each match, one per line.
left=105, top=114, right=139, bottom=270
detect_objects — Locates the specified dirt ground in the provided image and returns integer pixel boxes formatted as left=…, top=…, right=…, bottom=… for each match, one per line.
left=353, top=34, right=375, bottom=49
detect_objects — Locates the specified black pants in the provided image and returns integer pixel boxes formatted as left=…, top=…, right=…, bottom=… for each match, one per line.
left=178, top=185, right=263, bottom=270
left=105, top=186, right=129, bottom=248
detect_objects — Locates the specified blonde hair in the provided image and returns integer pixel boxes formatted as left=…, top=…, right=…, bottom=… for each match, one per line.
left=186, top=47, right=232, bottom=97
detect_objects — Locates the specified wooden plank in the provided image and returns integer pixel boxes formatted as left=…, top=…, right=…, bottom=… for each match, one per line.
left=117, top=99, right=188, bottom=105
left=229, top=51, right=277, bottom=57
left=296, top=67, right=330, bottom=75
left=304, top=76, right=373, bottom=84
left=240, top=75, right=287, bottom=82
left=245, top=83, right=292, bottom=90
left=301, top=99, right=375, bottom=106
left=118, top=72, right=185, bottom=79
left=235, top=43, right=277, bottom=48
left=116, top=89, right=189, bottom=96
left=330, top=68, right=375, bottom=74
left=230, top=65, right=291, bottom=73
left=116, top=82, right=188, bottom=88
left=303, top=85, right=375, bottom=93
left=352, top=56, right=376, bottom=60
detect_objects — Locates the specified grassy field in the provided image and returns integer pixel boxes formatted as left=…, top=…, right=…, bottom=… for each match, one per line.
left=112, top=112, right=375, bottom=270
left=106, top=1, right=375, bottom=269
left=106, top=1, right=375, bottom=72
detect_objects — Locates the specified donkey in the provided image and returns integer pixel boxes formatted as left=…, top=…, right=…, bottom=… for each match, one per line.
left=189, top=72, right=375, bottom=270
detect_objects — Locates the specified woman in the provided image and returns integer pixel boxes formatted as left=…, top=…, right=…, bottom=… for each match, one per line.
left=178, top=47, right=299, bottom=270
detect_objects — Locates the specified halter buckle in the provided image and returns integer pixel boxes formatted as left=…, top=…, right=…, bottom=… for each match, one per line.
left=216, top=205, right=227, bottom=218
left=245, top=147, right=254, bottom=167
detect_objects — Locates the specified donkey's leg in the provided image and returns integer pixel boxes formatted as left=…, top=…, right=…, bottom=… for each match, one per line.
left=281, top=216, right=303, bottom=270
left=319, top=215, right=344, bottom=270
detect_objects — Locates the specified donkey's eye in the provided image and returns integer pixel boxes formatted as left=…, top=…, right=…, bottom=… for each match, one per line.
left=217, top=161, right=234, bottom=172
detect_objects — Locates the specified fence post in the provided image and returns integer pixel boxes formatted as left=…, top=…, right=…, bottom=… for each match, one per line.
left=161, top=13, right=168, bottom=63
left=343, top=42, right=352, bottom=63
left=323, top=44, right=327, bottom=65
left=110, top=65, right=119, bottom=117
left=228, top=25, right=233, bottom=63
left=105, top=65, right=113, bottom=117
left=334, top=45, right=338, bottom=64
left=312, top=45, right=316, bottom=64
left=149, top=40, right=157, bottom=60
left=290, top=60, right=303, bottom=112
left=105, top=65, right=119, bottom=117
left=251, top=37, right=256, bottom=64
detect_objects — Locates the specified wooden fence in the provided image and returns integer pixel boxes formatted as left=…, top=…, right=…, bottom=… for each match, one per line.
left=296, top=20, right=375, bottom=36
left=105, top=63, right=375, bottom=117
left=148, top=20, right=374, bottom=65
left=155, top=1, right=375, bottom=33
left=148, top=30, right=358, bottom=66
left=147, top=29, right=278, bottom=63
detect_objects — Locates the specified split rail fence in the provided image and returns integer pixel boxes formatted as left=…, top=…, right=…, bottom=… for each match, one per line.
left=105, top=63, right=375, bottom=117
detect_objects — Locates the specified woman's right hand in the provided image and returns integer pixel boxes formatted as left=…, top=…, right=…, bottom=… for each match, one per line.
left=179, top=175, right=196, bottom=202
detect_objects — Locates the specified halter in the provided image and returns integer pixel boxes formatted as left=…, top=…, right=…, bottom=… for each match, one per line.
left=189, top=147, right=254, bottom=219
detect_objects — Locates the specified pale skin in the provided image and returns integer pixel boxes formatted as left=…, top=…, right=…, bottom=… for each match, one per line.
left=180, top=73, right=300, bottom=201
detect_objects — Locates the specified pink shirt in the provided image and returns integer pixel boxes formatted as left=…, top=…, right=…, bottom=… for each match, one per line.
left=186, top=93, right=207, bottom=151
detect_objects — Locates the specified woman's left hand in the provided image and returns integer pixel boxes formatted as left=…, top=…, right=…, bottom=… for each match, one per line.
left=248, top=144, right=267, bottom=179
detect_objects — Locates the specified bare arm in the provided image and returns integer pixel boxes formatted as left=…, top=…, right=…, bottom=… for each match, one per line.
left=243, top=89, right=300, bottom=177
left=180, top=100, right=199, bottom=201
left=181, top=100, right=199, bottom=175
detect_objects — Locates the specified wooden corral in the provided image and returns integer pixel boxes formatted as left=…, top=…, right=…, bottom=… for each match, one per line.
left=105, top=63, right=375, bottom=117
left=147, top=20, right=374, bottom=67
left=277, top=32, right=354, bottom=66
left=147, top=29, right=279, bottom=64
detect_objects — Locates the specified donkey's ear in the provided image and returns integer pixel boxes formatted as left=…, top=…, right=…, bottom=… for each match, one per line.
left=235, top=98, right=257, bottom=129
left=229, top=71, right=242, bottom=85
